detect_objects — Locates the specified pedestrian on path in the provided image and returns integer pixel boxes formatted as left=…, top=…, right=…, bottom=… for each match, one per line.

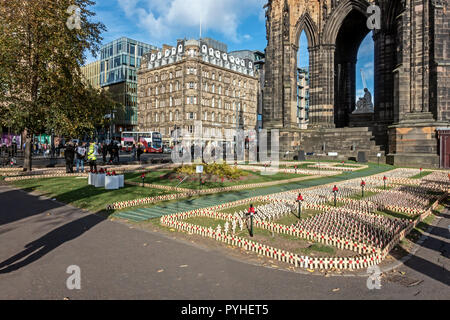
left=64, top=142, right=75, bottom=173
left=87, top=140, right=98, bottom=172
left=75, top=142, right=86, bottom=173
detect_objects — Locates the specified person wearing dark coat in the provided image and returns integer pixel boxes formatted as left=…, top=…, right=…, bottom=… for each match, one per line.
left=64, top=142, right=75, bottom=173
left=108, top=141, right=114, bottom=164
left=113, top=141, right=120, bottom=164
left=102, top=142, right=108, bottom=163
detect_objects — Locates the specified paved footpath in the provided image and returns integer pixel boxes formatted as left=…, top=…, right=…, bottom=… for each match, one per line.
left=0, top=184, right=448, bottom=300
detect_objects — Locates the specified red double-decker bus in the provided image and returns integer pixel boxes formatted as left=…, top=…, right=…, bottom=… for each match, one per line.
left=121, top=132, right=163, bottom=153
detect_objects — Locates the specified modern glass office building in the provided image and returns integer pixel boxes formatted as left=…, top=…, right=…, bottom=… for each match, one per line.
left=297, top=68, right=310, bottom=129
left=99, top=37, right=157, bottom=134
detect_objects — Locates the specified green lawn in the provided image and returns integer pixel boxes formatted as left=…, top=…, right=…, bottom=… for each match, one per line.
left=375, top=209, right=418, bottom=221
left=217, top=201, right=269, bottom=214
left=409, top=171, right=433, bottom=179
left=125, top=170, right=310, bottom=190
left=348, top=190, right=379, bottom=200
left=11, top=176, right=178, bottom=213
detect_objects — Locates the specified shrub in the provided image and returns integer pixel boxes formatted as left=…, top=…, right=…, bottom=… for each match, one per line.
left=175, top=163, right=248, bottom=180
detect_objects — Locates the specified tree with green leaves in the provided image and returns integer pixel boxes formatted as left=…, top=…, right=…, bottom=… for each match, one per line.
left=0, top=0, right=119, bottom=171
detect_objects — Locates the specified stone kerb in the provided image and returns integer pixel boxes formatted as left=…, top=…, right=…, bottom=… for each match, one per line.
left=4, top=172, right=88, bottom=181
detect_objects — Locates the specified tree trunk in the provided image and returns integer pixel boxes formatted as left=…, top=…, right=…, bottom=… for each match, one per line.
left=23, top=130, right=32, bottom=172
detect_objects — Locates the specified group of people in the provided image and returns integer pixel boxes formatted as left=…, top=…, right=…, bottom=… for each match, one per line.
left=101, top=141, right=121, bottom=164
left=64, top=140, right=99, bottom=173
left=64, top=139, right=129, bottom=173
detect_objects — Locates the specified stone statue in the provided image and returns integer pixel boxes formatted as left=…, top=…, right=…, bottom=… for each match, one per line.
left=283, top=0, right=290, bottom=40
left=322, top=1, right=328, bottom=21
left=353, top=88, right=374, bottom=114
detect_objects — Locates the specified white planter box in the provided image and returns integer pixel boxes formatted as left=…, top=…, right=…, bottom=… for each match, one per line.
left=95, top=174, right=106, bottom=188
left=91, top=173, right=98, bottom=186
left=105, top=175, right=119, bottom=190
left=88, top=173, right=94, bottom=185
left=118, top=175, right=124, bottom=188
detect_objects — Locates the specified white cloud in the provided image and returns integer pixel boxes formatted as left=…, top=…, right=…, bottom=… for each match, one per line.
left=117, top=0, right=266, bottom=44
left=361, top=61, right=374, bottom=78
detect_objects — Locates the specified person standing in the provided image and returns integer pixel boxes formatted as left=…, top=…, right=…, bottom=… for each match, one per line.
left=131, top=143, right=136, bottom=162
left=108, top=140, right=114, bottom=164
left=75, top=142, right=86, bottom=173
left=137, top=143, right=143, bottom=162
left=102, top=142, right=108, bottom=163
left=113, top=141, right=120, bottom=164
left=64, top=141, right=75, bottom=173
left=87, top=140, right=98, bottom=172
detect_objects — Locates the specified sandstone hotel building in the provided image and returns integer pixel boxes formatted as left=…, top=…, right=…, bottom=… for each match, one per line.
left=137, top=38, right=259, bottom=149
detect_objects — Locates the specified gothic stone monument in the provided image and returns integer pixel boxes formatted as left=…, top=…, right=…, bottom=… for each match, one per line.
left=263, top=0, right=449, bottom=167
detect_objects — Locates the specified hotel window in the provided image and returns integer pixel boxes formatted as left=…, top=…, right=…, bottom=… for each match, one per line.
left=156, top=87, right=159, bottom=95
left=212, top=73, right=215, bottom=80
left=170, top=83, right=173, bottom=92
left=170, top=112, right=173, bottom=121
left=170, top=97, right=173, bottom=107
left=212, top=112, right=215, bottom=122
left=218, top=86, right=222, bottom=94
left=147, top=88, right=151, bottom=96
left=212, top=98, right=215, bottom=108
left=204, top=111, right=207, bottom=121
left=170, top=72, right=173, bottom=79
left=155, top=75, right=159, bottom=82
left=212, top=84, right=215, bottom=93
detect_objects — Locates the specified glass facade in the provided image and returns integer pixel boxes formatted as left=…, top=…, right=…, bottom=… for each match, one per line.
left=297, top=68, right=310, bottom=128
left=100, top=37, right=156, bottom=128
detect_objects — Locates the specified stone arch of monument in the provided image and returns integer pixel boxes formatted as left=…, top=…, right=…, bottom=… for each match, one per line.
left=262, top=0, right=449, bottom=167
left=294, top=12, right=319, bottom=48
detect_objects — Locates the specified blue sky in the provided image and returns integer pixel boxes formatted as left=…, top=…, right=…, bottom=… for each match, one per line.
left=87, top=0, right=373, bottom=99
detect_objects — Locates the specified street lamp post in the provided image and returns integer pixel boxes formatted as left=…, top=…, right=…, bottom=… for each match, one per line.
left=332, top=185, right=339, bottom=207
left=296, top=193, right=304, bottom=219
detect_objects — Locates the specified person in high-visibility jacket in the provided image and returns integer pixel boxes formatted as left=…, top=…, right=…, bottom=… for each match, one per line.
left=87, top=141, right=98, bottom=173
